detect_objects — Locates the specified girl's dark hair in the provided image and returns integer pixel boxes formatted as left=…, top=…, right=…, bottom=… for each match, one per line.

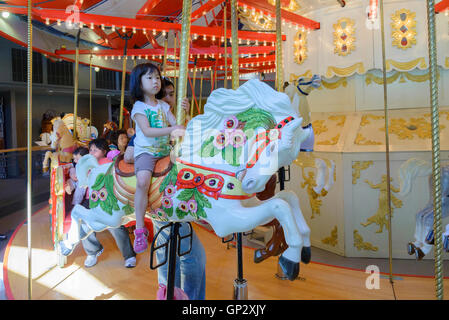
left=109, top=129, right=127, bottom=147
left=155, top=77, right=174, bottom=100
left=88, top=138, right=110, bottom=154
left=73, top=146, right=89, bottom=157
left=130, top=63, right=163, bottom=102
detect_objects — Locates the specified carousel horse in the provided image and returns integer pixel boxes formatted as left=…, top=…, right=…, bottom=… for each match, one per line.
left=59, top=79, right=312, bottom=281
left=398, top=158, right=449, bottom=260
left=42, top=118, right=77, bottom=172
left=254, top=74, right=336, bottom=263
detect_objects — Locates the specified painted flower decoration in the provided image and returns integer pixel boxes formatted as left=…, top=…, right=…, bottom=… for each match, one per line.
left=155, top=208, right=167, bottom=219
left=162, top=196, right=173, bottom=209
left=165, top=184, right=176, bottom=197
left=224, top=115, right=239, bottom=130
left=187, top=199, right=198, bottom=214
left=91, top=190, right=99, bottom=202
left=179, top=201, right=189, bottom=213
left=213, top=130, right=230, bottom=150
left=268, top=128, right=281, bottom=141
left=99, top=188, right=108, bottom=201
left=230, top=129, right=247, bottom=148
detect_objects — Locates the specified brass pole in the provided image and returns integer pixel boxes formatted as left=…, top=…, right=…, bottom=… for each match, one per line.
left=379, top=0, right=395, bottom=292
left=119, top=38, right=129, bottom=130
left=190, top=67, right=197, bottom=119
left=174, top=31, right=178, bottom=110
left=211, top=69, right=215, bottom=91
left=89, top=54, right=93, bottom=139
left=230, top=0, right=239, bottom=90
left=426, top=0, right=443, bottom=300
left=163, top=34, right=169, bottom=77
left=26, top=0, right=33, bottom=300
left=199, top=70, right=204, bottom=113
left=73, top=29, right=81, bottom=140
left=275, top=0, right=284, bottom=92
left=224, top=1, right=228, bottom=89
left=176, top=0, right=192, bottom=131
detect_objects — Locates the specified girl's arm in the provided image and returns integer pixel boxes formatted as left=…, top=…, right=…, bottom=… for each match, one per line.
left=135, top=114, right=183, bottom=137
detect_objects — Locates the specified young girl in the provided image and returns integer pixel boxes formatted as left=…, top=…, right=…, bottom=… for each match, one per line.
left=130, top=63, right=187, bottom=253
left=65, top=147, right=89, bottom=206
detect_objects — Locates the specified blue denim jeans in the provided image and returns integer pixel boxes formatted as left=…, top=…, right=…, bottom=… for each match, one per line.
left=152, top=220, right=206, bottom=300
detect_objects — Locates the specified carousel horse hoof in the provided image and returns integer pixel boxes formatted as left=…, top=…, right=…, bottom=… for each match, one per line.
left=407, top=242, right=416, bottom=255
left=415, top=247, right=425, bottom=261
left=58, top=241, right=74, bottom=256
left=301, top=246, right=312, bottom=264
left=278, top=255, right=300, bottom=281
left=443, top=236, right=449, bottom=252
left=425, top=230, right=435, bottom=245
left=254, top=249, right=266, bottom=264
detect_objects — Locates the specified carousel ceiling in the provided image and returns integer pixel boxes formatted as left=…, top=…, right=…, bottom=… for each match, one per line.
left=0, top=0, right=446, bottom=77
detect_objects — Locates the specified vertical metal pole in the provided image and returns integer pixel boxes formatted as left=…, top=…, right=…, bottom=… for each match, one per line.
left=119, top=38, right=128, bottom=130
left=173, top=32, right=178, bottom=114
left=379, top=0, right=395, bottom=289
left=231, top=0, right=239, bottom=90
left=190, top=67, right=197, bottom=119
left=26, top=0, right=33, bottom=300
left=73, top=29, right=81, bottom=140
left=163, top=34, right=169, bottom=77
left=224, top=1, right=228, bottom=89
left=199, top=70, right=204, bottom=113
left=166, top=222, right=180, bottom=300
left=176, top=0, right=192, bottom=151
left=426, top=0, right=443, bottom=300
left=89, top=54, right=93, bottom=139
left=275, top=0, right=284, bottom=92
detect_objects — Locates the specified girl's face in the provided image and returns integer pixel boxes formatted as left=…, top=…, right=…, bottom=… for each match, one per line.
left=162, top=84, right=175, bottom=108
left=118, top=133, right=128, bottom=148
left=73, top=153, right=83, bottom=164
left=140, top=69, right=161, bottom=97
left=89, top=145, right=106, bottom=160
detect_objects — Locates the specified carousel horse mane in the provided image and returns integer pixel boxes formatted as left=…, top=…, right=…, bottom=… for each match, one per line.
left=180, top=79, right=298, bottom=160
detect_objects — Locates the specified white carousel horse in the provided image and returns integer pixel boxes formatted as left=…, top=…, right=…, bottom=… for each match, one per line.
left=398, top=158, right=449, bottom=260
left=60, top=79, right=312, bottom=280
left=284, top=75, right=336, bottom=196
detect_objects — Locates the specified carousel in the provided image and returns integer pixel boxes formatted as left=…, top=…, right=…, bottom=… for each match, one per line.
left=1, top=0, right=449, bottom=301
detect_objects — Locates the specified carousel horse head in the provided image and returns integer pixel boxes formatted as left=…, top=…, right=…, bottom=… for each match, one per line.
left=180, top=79, right=310, bottom=194
left=75, top=154, right=100, bottom=188
left=102, top=121, right=118, bottom=138
left=50, top=118, right=73, bottom=150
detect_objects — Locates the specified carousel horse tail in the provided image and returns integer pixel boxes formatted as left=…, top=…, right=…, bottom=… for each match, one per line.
left=398, top=158, right=432, bottom=197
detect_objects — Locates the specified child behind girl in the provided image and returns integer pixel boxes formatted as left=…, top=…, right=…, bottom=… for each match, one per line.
left=129, top=63, right=187, bottom=253
left=65, top=147, right=89, bottom=205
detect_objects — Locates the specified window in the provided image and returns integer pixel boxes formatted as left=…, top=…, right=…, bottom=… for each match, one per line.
left=96, top=69, right=117, bottom=90
left=47, top=59, right=73, bottom=86
left=11, top=48, right=43, bottom=83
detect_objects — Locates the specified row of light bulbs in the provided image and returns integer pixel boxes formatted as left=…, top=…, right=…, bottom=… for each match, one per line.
left=43, top=17, right=275, bottom=45
left=241, top=4, right=313, bottom=34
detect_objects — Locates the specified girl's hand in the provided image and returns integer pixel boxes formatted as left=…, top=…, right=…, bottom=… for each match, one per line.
left=181, top=98, right=190, bottom=113
left=170, top=125, right=186, bottom=139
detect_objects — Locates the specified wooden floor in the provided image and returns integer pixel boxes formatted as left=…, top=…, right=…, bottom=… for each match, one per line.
left=3, top=207, right=449, bottom=300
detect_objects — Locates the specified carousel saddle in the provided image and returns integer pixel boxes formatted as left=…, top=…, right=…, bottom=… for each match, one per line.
left=113, top=154, right=173, bottom=211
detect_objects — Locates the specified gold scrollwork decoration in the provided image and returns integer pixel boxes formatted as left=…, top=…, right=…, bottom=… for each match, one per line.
left=380, top=117, right=445, bottom=140
left=386, top=57, right=426, bottom=72
left=326, top=62, right=365, bottom=78
left=352, top=161, right=373, bottom=184
left=322, top=226, right=338, bottom=247
left=317, top=134, right=340, bottom=146
left=361, top=175, right=403, bottom=233
left=311, top=120, right=328, bottom=136
left=300, top=167, right=328, bottom=219
left=360, top=114, right=385, bottom=127
left=354, top=133, right=382, bottom=146
left=333, top=18, right=356, bottom=56
left=328, top=115, right=346, bottom=127
left=353, top=230, right=378, bottom=251
left=391, top=9, right=417, bottom=50
left=366, top=69, right=439, bottom=86
left=268, top=0, right=300, bottom=12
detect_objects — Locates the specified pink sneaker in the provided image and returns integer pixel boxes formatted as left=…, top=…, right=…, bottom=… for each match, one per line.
left=133, top=228, right=149, bottom=253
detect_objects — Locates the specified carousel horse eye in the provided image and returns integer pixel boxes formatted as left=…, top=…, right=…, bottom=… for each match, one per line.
left=227, top=183, right=235, bottom=190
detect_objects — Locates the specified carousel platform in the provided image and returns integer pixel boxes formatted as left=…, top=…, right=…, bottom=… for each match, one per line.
left=2, top=205, right=449, bottom=300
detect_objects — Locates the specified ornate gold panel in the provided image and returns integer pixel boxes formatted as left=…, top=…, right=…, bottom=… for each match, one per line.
left=361, top=175, right=403, bottom=233
left=294, top=29, right=308, bottom=65
left=352, top=161, right=373, bottom=184
left=353, top=230, right=378, bottom=251
left=391, top=9, right=417, bottom=50
left=322, top=226, right=338, bottom=247
left=333, top=18, right=356, bottom=56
